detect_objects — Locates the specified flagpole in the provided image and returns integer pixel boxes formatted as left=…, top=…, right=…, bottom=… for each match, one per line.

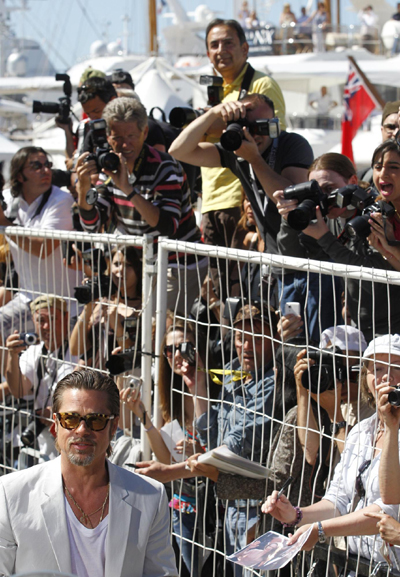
left=347, top=55, right=385, bottom=109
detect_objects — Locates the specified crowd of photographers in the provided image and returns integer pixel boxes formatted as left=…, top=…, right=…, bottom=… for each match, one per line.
left=1, top=15, right=400, bottom=577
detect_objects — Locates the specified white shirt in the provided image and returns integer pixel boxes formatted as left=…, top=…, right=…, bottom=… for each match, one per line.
left=3, top=186, right=81, bottom=314
left=65, top=497, right=108, bottom=577
left=324, top=413, right=400, bottom=564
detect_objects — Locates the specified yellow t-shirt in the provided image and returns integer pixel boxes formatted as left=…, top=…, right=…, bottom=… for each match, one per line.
left=201, top=64, right=286, bottom=214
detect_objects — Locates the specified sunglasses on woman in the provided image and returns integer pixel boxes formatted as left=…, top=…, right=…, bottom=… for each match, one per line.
left=56, top=412, right=115, bottom=431
left=163, top=342, right=192, bottom=359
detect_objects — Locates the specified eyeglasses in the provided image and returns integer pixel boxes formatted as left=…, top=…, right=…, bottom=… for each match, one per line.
left=56, top=412, right=115, bottom=431
left=27, top=160, right=53, bottom=172
left=163, top=342, right=190, bottom=359
left=355, top=459, right=371, bottom=499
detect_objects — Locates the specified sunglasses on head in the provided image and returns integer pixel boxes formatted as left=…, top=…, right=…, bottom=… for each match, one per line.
left=163, top=342, right=191, bottom=359
left=56, top=412, right=115, bottom=431
left=28, top=160, right=53, bottom=172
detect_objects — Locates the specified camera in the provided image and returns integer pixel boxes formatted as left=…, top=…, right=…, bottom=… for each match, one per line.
left=32, top=73, right=72, bottom=125
left=169, top=107, right=205, bottom=129
left=19, top=332, right=39, bottom=346
left=335, top=184, right=378, bottom=211
left=180, top=342, right=196, bottom=366
left=106, top=348, right=141, bottom=375
left=220, top=118, right=280, bottom=152
left=199, top=75, right=224, bottom=107
left=85, top=119, right=120, bottom=172
left=81, top=247, right=108, bottom=275
left=388, top=386, right=400, bottom=407
left=74, top=275, right=114, bottom=305
left=20, top=415, right=47, bottom=447
left=301, top=347, right=344, bottom=394
left=344, top=200, right=394, bottom=240
left=283, top=180, right=337, bottom=231
left=126, top=376, right=142, bottom=401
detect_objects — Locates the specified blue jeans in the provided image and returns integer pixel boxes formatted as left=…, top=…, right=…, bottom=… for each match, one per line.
left=172, top=509, right=200, bottom=577
left=278, top=271, right=342, bottom=343
left=226, top=505, right=259, bottom=577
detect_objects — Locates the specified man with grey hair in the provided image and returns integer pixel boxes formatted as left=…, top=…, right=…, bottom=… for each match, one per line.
left=76, top=97, right=206, bottom=312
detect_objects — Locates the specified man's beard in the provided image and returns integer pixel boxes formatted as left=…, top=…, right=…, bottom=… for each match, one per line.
left=55, top=436, right=96, bottom=467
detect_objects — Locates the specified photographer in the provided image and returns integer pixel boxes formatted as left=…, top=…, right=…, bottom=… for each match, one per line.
left=169, top=93, right=313, bottom=264
left=275, top=152, right=400, bottom=341
left=261, top=334, right=400, bottom=565
left=5, top=294, right=78, bottom=460
left=76, top=97, right=206, bottom=312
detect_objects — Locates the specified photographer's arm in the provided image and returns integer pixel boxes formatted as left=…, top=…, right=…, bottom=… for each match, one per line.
left=295, top=350, right=321, bottom=465
left=169, top=102, right=251, bottom=168
left=5, top=333, right=32, bottom=398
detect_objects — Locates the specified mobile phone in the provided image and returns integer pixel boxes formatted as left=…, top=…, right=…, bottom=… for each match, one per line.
left=180, top=342, right=196, bottom=366
left=284, top=302, right=301, bottom=317
left=127, top=376, right=142, bottom=401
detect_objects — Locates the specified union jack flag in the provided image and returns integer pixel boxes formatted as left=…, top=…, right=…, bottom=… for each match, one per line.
left=341, top=62, right=378, bottom=163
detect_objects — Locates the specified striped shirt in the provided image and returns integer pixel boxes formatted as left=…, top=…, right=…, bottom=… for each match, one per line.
left=79, top=145, right=202, bottom=266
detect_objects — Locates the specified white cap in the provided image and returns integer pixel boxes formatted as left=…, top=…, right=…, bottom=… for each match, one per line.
left=319, top=325, right=368, bottom=353
left=363, top=334, right=400, bottom=359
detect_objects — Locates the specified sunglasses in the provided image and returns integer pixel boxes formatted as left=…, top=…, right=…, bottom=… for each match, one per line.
left=163, top=342, right=191, bottom=359
left=56, top=412, right=115, bottom=431
left=28, top=160, right=53, bottom=172
left=355, top=459, right=371, bottom=499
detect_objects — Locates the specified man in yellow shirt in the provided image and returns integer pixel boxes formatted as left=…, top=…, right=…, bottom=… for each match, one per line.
left=201, top=18, right=286, bottom=298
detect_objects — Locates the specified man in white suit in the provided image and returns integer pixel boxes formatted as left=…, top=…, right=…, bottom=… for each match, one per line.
left=0, top=369, right=178, bottom=577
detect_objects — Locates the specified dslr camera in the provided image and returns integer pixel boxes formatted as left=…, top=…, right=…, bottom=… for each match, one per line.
left=74, top=248, right=114, bottom=304
left=106, top=348, right=141, bottom=375
left=169, top=75, right=223, bottom=128
left=301, top=347, right=344, bottom=394
left=32, top=73, right=72, bottom=125
left=345, top=199, right=394, bottom=240
left=220, top=117, right=280, bottom=152
left=21, top=413, right=47, bottom=448
left=85, top=119, right=120, bottom=172
left=283, top=180, right=336, bottom=231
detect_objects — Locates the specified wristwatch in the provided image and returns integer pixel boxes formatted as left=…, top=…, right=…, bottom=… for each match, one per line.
left=330, top=420, right=347, bottom=435
left=85, top=187, right=98, bottom=206
left=317, top=521, right=327, bottom=543
left=116, top=332, right=129, bottom=344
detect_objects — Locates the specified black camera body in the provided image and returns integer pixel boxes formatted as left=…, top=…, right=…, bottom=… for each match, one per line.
left=180, top=341, right=196, bottom=366
left=74, top=275, right=114, bottom=304
left=199, top=75, right=224, bottom=107
left=335, top=184, right=378, bottom=211
left=106, top=348, right=141, bottom=375
left=21, top=415, right=47, bottom=447
left=32, top=73, right=72, bottom=125
left=85, top=119, right=120, bottom=172
left=169, top=107, right=205, bottom=129
left=388, top=386, right=400, bottom=407
left=20, top=332, right=39, bottom=346
left=283, top=180, right=335, bottom=231
left=345, top=200, right=394, bottom=240
left=301, top=347, right=344, bottom=394
left=220, top=117, right=280, bottom=152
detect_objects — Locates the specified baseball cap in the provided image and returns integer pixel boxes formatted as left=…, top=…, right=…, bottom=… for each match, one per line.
left=319, top=325, right=367, bottom=353
left=30, top=294, right=67, bottom=315
left=363, top=334, right=400, bottom=359
left=79, top=67, right=106, bottom=85
left=233, top=304, right=277, bottom=334
left=381, top=100, right=400, bottom=124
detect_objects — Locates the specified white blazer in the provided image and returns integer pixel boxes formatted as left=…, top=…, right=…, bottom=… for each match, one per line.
left=0, top=457, right=178, bottom=577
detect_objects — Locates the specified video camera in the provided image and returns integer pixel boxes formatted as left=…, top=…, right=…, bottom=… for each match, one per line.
left=169, top=75, right=223, bottom=129
left=32, top=73, right=72, bottom=125
left=85, top=119, right=120, bottom=172
left=283, top=180, right=336, bottom=231
left=301, top=347, right=345, bottom=394
left=220, top=117, right=280, bottom=152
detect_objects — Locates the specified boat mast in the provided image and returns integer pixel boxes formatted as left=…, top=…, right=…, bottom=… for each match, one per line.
left=149, top=0, right=158, bottom=55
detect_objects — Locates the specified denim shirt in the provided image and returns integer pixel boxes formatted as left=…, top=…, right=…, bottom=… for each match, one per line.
left=196, top=358, right=275, bottom=464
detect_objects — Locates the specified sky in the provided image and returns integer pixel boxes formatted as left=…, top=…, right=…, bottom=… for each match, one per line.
left=6, top=0, right=400, bottom=72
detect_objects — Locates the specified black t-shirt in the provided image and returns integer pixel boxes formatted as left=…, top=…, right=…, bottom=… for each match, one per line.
left=216, top=131, right=314, bottom=254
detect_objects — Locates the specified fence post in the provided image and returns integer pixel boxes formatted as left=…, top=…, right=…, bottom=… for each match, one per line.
left=153, top=237, right=168, bottom=432
left=141, top=235, right=154, bottom=460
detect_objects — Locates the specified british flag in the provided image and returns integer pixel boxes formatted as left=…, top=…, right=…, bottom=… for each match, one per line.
left=341, top=62, right=378, bottom=163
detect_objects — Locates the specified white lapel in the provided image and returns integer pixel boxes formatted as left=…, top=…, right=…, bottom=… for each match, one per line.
left=40, top=457, right=72, bottom=574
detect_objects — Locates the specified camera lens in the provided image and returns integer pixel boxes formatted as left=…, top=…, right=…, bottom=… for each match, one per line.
left=301, top=365, right=334, bottom=394
left=21, top=419, right=47, bottom=447
left=344, top=215, right=371, bottom=239
left=287, top=199, right=317, bottom=231
left=98, top=151, right=120, bottom=172
left=220, top=123, right=245, bottom=152
left=388, top=387, right=400, bottom=407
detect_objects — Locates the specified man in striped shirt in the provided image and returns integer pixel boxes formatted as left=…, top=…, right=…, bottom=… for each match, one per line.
left=76, top=97, right=206, bottom=312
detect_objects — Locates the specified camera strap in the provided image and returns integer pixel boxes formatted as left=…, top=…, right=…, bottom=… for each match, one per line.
left=238, top=64, right=256, bottom=100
